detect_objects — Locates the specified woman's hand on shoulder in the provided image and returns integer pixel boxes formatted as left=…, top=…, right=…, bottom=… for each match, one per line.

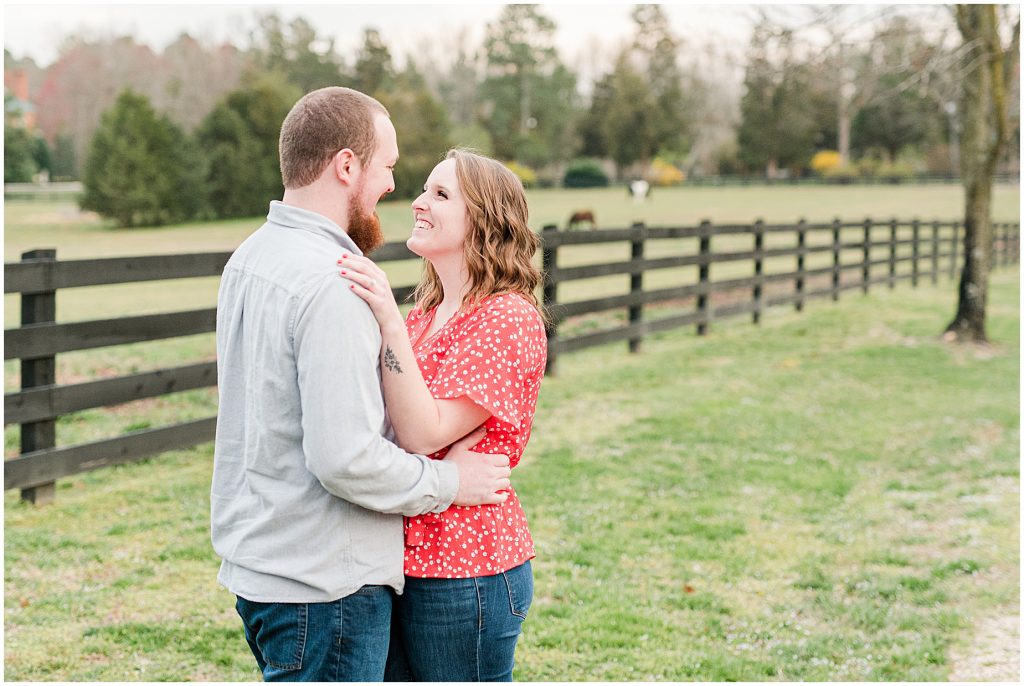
left=337, top=253, right=404, bottom=332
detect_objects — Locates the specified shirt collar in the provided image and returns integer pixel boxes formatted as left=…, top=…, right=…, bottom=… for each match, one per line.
left=267, top=200, right=363, bottom=256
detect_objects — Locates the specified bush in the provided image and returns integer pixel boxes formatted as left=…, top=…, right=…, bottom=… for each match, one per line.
left=503, top=161, right=537, bottom=188
left=877, top=160, right=916, bottom=183
left=810, top=150, right=842, bottom=175
left=563, top=158, right=608, bottom=188
left=81, top=89, right=205, bottom=227
left=649, top=157, right=685, bottom=186
left=822, top=163, right=860, bottom=183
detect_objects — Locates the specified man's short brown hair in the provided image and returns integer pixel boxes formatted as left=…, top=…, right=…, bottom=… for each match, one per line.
left=279, top=87, right=390, bottom=189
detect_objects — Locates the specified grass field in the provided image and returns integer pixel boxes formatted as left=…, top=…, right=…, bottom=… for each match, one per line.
left=3, top=264, right=1019, bottom=680
left=3, top=184, right=1020, bottom=680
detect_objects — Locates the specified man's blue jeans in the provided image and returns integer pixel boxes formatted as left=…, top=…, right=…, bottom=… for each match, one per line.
left=235, top=585, right=393, bottom=682
left=385, top=561, right=533, bottom=681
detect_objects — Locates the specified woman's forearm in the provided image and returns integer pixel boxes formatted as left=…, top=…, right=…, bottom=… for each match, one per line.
left=378, top=321, right=488, bottom=455
left=336, top=253, right=489, bottom=452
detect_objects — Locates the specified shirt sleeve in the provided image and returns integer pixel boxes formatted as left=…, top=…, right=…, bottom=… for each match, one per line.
left=293, top=274, right=458, bottom=516
left=429, top=295, right=546, bottom=431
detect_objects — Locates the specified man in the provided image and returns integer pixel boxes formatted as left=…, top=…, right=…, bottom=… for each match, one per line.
left=211, top=87, right=512, bottom=681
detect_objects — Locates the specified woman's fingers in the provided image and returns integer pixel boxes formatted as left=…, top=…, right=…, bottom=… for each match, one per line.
left=338, top=256, right=390, bottom=290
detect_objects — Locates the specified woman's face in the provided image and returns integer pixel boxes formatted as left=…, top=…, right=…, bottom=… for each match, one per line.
left=407, top=159, right=470, bottom=262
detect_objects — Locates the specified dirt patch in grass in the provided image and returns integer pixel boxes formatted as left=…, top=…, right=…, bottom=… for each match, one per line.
left=948, top=613, right=1020, bottom=681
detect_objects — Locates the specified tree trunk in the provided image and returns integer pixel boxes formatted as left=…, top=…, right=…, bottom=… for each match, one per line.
left=837, top=96, right=851, bottom=165
left=944, top=5, right=1016, bottom=343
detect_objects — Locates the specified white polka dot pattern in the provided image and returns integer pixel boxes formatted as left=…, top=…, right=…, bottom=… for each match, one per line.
left=402, top=293, right=547, bottom=578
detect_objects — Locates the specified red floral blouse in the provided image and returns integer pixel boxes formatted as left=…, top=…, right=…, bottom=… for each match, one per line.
left=401, top=292, right=547, bottom=578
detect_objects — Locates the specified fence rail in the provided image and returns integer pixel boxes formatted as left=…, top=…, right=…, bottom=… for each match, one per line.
left=4, top=217, right=1020, bottom=503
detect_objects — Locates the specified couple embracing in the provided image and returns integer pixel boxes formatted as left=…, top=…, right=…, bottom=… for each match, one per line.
left=210, top=87, right=547, bottom=681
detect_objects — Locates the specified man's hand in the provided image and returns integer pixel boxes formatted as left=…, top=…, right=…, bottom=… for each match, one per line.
left=445, top=428, right=511, bottom=506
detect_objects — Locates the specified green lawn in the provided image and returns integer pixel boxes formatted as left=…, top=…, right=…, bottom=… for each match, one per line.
left=4, top=265, right=1018, bottom=680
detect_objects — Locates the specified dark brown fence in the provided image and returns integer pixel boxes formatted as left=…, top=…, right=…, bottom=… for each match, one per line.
left=4, top=219, right=1019, bottom=503
left=540, top=218, right=1019, bottom=374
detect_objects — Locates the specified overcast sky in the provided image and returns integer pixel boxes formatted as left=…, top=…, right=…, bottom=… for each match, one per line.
left=3, top=1, right=761, bottom=70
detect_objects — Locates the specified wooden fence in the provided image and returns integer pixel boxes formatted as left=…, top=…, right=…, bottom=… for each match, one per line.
left=4, top=218, right=1020, bottom=503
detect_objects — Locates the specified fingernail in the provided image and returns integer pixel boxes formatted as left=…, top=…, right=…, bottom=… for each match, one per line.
left=341, top=253, right=348, bottom=258
left=341, top=270, right=346, bottom=274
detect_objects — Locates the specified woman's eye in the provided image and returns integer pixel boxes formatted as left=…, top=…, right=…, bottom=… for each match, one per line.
left=437, top=191, right=448, bottom=199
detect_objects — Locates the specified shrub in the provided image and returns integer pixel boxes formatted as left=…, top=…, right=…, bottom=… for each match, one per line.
left=877, top=160, right=916, bottom=183
left=503, top=160, right=537, bottom=188
left=563, top=158, right=609, bottom=188
left=649, top=158, right=685, bottom=186
left=822, top=163, right=860, bottom=182
left=810, top=150, right=842, bottom=175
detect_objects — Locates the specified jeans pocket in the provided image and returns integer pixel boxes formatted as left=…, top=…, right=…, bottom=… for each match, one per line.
left=237, top=598, right=308, bottom=672
left=502, top=562, right=534, bottom=620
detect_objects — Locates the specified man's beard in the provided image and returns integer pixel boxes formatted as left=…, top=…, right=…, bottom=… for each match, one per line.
left=347, top=200, right=385, bottom=255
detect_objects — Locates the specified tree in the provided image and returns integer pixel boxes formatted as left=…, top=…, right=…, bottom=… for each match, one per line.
left=353, top=28, right=394, bottom=96
left=379, top=65, right=452, bottom=199
left=944, top=5, right=1020, bottom=343
left=600, top=52, right=659, bottom=177
left=34, top=36, right=162, bottom=178
left=737, top=22, right=833, bottom=176
left=629, top=4, right=692, bottom=157
left=479, top=4, right=578, bottom=167
left=851, top=89, right=939, bottom=160
left=248, top=13, right=347, bottom=93
left=849, top=15, right=948, bottom=160
left=196, top=74, right=299, bottom=219
left=156, top=33, right=247, bottom=131
left=4, top=124, right=38, bottom=182
left=50, top=134, right=77, bottom=180
left=436, top=35, right=493, bottom=155
left=81, top=89, right=205, bottom=227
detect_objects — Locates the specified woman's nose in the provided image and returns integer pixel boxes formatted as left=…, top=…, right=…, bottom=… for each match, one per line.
left=411, top=193, right=427, bottom=212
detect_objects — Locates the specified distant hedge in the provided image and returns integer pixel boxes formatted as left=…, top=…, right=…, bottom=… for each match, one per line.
left=563, top=157, right=609, bottom=188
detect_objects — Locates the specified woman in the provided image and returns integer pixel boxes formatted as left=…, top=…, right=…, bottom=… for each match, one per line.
left=338, top=149, right=547, bottom=681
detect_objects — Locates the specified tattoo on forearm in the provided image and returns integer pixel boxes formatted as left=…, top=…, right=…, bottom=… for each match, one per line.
left=384, top=346, right=404, bottom=374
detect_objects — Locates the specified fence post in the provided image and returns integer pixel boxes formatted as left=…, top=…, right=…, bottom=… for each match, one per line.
left=628, top=222, right=645, bottom=354
left=888, top=218, right=897, bottom=289
left=831, top=218, right=841, bottom=302
left=19, top=248, right=58, bottom=505
left=795, top=218, right=806, bottom=312
left=950, top=221, right=959, bottom=281
left=542, top=224, right=559, bottom=377
left=753, top=219, right=764, bottom=324
left=697, top=219, right=712, bottom=336
left=911, top=219, right=920, bottom=287
left=862, top=218, right=872, bottom=294
left=931, top=221, right=940, bottom=285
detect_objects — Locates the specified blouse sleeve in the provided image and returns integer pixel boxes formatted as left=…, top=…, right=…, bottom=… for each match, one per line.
left=429, top=295, right=546, bottom=431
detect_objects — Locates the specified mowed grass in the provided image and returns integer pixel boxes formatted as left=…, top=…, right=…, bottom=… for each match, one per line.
left=4, top=263, right=1018, bottom=680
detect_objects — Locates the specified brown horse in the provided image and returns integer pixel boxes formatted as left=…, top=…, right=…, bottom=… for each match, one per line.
left=567, top=210, right=597, bottom=230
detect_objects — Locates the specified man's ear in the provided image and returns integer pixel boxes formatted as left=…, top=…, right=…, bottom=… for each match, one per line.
left=332, top=148, right=359, bottom=186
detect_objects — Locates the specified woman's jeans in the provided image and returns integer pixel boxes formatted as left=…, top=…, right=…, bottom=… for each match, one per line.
left=386, top=561, right=533, bottom=682
left=235, top=585, right=393, bottom=682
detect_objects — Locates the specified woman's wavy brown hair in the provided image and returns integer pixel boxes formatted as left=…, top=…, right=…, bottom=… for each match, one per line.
left=411, top=149, right=547, bottom=323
